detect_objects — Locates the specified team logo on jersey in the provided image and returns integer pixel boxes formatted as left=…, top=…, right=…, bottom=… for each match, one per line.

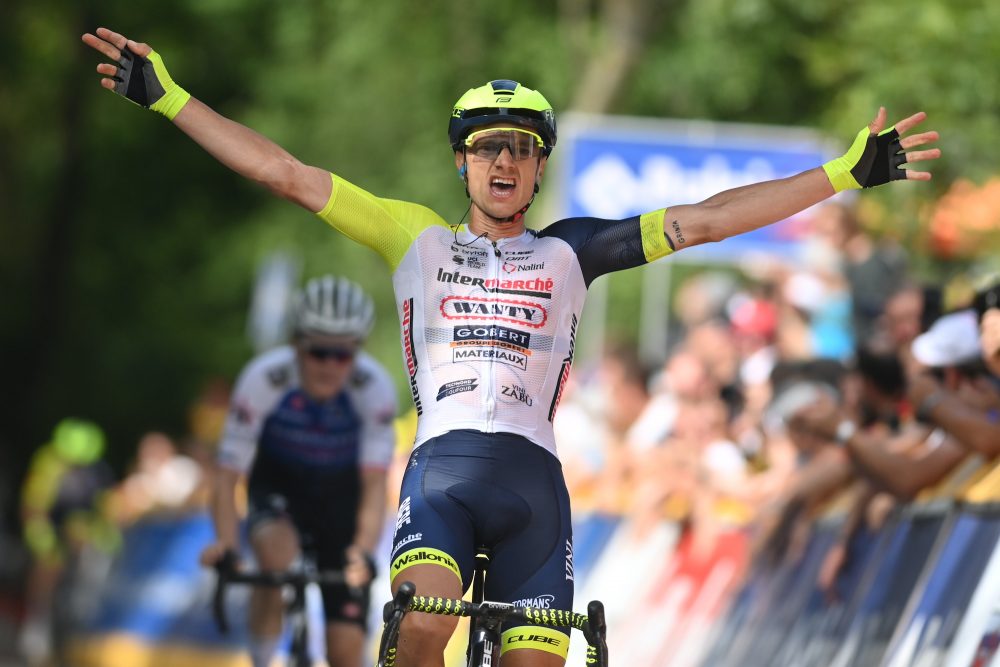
left=395, top=496, right=412, bottom=532
left=451, top=326, right=532, bottom=371
left=440, top=296, right=547, bottom=328
left=450, top=244, right=488, bottom=257
left=452, top=254, right=484, bottom=269
left=391, top=532, right=423, bottom=555
left=452, top=326, right=531, bottom=352
left=436, top=379, right=478, bottom=401
left=502, top=261, right=545, bottom=273
left=548, top=314, right=578, bottom=422
left=437, top=268, right=553, bottom=299
left=511, top=594, right=555, bottom=609
left=453, top=347, right=528, bottom=371
left=501, top=384, right=533, bottom=406
left=402, top=299, right=422, bottom=416
left=450, top=244, right=486, bottom=269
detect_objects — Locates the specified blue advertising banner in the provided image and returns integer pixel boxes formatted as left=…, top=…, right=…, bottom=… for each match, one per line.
left=884, top=512, right=1000, bottom=666
left=558, top=114, right=831, bottom=261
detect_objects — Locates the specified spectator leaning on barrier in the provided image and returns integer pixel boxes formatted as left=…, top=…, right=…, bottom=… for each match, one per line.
left=200, top=276, right=398, bottom=667
left=906, top=307, right=1000, bottom=459
left=792, top=314, right=984, bottom=502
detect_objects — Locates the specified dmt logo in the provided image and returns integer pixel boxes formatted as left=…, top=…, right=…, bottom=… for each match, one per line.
left=440, top=296, right=547, bottom=329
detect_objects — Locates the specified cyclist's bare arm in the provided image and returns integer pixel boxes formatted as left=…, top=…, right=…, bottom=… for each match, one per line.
left=353, top=469, right=388, bottom=555
left=343, top=468, right=387, bottom=587
left=201, top=466, right=242, bottom=566
left=661, top=108, right=940, bottom=250
left=82, top=28, right=331, bottom=213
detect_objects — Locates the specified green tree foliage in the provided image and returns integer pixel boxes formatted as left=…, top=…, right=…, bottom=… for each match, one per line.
left=1, top=0, right=996, bottom=478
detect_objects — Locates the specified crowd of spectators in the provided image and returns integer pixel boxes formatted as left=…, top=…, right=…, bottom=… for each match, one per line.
left=551, top=200, right=1000, bottom=663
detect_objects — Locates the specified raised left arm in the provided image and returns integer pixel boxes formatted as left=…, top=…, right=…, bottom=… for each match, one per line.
left=662, top=108, right=941, bottom=249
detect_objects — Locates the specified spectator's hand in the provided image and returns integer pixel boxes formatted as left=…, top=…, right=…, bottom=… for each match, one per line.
left=344, top=545, right=375, bottom=588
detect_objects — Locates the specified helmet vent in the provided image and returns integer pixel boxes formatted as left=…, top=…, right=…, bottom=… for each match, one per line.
left=490, top=79, right=519, bottom=94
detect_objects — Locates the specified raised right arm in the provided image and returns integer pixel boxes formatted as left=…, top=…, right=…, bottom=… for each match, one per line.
left=172, top=98, right=332, bottom=211
left=82, top=28, right=331, bottom=212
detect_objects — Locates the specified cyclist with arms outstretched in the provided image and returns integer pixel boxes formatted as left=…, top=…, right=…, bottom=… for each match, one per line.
left=83, top=26, right=940, bottom=667
left=200, top=276, right=397, bottom=667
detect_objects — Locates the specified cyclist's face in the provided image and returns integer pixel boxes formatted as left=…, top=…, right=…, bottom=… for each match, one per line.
left=295, top=335, right=360, bottom=401
left=456, top=125, right=547, bottom=221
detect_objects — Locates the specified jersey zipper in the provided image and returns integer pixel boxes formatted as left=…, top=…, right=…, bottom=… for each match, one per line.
left=485, top=239, right=502, bottom=431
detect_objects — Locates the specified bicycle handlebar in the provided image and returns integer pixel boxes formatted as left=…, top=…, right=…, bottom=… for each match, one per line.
left=409, top=595, right=590, bottom=631
left=212, top=553, right=349, bottom=634
left=375, top=583, right=608, bottom=667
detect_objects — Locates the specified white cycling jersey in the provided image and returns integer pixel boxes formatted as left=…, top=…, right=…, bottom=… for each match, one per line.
left=317, top=174, right=672, bottom=457
left=217, top=345, right=397, bottom=474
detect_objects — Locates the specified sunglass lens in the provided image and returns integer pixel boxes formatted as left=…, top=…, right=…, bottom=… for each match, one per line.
left=307, top=346, right=355, bottom=362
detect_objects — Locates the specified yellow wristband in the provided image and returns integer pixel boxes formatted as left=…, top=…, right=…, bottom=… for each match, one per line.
left=146, top=50, right=191, bottom=120
left=822, top=127, right=868, bottom=193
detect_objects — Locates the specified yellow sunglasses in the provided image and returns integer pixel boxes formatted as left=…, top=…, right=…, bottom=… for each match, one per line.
left=464, top=128, right=545, bottom=161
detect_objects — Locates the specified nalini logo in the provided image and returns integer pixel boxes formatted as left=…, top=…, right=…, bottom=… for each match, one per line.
left=396, top=496, right=411, bottom=532
left=503, top=261, right=546, bottom=273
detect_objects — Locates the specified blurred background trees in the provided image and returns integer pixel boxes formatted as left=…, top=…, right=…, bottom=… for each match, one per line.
left=1, top=0, right=997, bottom=477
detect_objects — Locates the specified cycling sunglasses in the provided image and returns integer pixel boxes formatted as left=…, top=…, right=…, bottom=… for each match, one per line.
left=464, top=128, right=545, bottom=162
left=303, top=345, right=356, bottom=362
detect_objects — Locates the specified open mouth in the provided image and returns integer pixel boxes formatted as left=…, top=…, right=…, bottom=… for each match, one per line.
left=490, top=177, right=516, bottom=198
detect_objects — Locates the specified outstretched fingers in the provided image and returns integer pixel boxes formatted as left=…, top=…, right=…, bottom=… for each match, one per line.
left=892, top=110, right=928, bottom=136
left=81, top=31, right=122, bottom=62
left=900, top=130, right=939, bottom=150
left=82, top=27, right=155, bottom=91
